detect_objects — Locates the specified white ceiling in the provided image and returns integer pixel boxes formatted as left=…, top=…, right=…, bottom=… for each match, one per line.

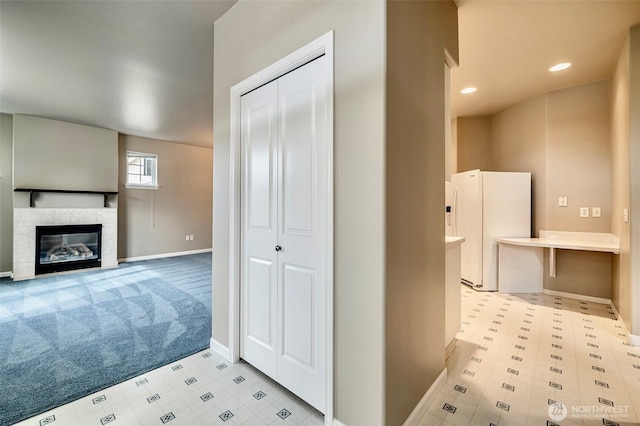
left=451, top=0, right=640, bottom=118
left=0, top=0, right=235, bottom=148
left=2, top=1, right=640, bottom=148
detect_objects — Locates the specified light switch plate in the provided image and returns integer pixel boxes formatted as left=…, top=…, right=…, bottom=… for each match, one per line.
left=580, top=207, right=590, bottom=218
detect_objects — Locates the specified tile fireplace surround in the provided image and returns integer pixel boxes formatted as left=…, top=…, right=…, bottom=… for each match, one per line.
left=13, top=208, right=118, bottom=280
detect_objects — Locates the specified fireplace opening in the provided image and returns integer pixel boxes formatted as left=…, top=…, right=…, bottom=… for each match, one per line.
left=35, top=224, right=102, bottom=275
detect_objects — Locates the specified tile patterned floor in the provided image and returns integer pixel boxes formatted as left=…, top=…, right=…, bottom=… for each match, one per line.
left=421, top=287, right=640, bottom=426
left=15, top=286, right=640, bottom=426
left=15, top=350, right=324, bottom=426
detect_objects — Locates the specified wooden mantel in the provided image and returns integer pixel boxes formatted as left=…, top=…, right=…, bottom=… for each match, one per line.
left=13, top=188, right=118, bottom=208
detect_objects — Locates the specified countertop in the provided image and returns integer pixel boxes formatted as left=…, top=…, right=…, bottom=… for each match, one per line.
left=446, top=236, right=465, bottom=248
left=495, top=230, right=620, bottom=254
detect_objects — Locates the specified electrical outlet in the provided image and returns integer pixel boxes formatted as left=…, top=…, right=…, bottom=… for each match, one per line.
left=185, top=235, right=189, bottom=241
left=558, top=196, right=568, bottom=207
left=592, top=207, right=601, bottom=218
left=624, top=208, right=629, bottom=223
left=580, top=207, right=590, bottom=218
left=189, top=235, right=194, bottom=241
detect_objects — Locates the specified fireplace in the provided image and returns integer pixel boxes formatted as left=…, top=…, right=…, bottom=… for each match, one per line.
left=35, top=224, right=102, bottom=275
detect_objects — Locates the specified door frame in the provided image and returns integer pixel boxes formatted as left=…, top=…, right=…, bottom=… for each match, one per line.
left=228, top=31, right=334, bottom=421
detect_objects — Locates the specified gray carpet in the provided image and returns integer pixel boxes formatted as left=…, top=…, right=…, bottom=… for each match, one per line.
left=0, top=253, right=212, bottom=426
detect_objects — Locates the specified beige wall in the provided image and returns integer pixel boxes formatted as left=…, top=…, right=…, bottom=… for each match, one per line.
left=450, top=118, right=458, bottom=175
left=213, top=1, right=457, bottom=423
left=627, top=26, right=640, bottom=338
left=545, top=81, right=611, bottom=232
left=544, top=81, right=612, bottom=297
left=492, top=95, right=546, bottom=235
left=117, top=134, right=212, bottom=259
left=488, top=81, right=612, bottom=298
left=6, top=114, right=211, bottom=266
left=0, top=114, right=13, bottom=273
left=456, top=116, right=492, bottom=172
left=213, top=2, right=386, bottom=424
left=12, top=115, right=119, bottom=209
left=385, top=1, right=456, bottom=424
left=611, top=31, right=631, bottom=332
left=13, top=115, right=118, bottom=192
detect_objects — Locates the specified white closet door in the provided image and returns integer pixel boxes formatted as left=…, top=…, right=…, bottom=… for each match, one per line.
left=240, top=55, right=328, bottom=413
left=276, top=56, right=327, bottom=413
left=240, top=80, right=279, bottom=380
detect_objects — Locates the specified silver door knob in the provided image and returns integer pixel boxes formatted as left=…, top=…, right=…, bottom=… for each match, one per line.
left=275, top=245, right=282, bottom=252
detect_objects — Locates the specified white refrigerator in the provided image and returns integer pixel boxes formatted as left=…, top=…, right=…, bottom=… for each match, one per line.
left=450, top=170, right=531, bottom=291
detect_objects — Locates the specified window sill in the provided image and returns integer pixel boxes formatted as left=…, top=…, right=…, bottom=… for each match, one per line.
left=125, top=184, right=159, bottom=190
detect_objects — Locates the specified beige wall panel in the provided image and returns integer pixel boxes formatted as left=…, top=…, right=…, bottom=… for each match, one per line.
left=610, top=33, right=631, bottom=330
left=546, top=81, right=611, bottom=233
left=456, top=116, right=492, bottom=172
left=213, top=2, right=386, bottom=424
left=117, top=134, right=212, bottom=259
left=0, top=114, right=13, bottom=273
left=544, top=250, right=612, bottom=299
left=385, top=1, right=455, bottom=424
left=450, top=118, right=458, bottom=176
left=13, top=115, right=118, bottom=192
left=491, top=95, right=546, bottom=236
left=628, top=26, right=640, bottom=337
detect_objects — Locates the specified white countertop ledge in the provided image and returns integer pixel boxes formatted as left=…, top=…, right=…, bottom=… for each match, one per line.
left=495, top=230, right=620, bottom=254
left=446, top=236, right=465, bottom=248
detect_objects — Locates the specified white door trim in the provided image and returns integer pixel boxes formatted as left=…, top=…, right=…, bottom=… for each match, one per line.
left=228, top=31, right=334, bottom=422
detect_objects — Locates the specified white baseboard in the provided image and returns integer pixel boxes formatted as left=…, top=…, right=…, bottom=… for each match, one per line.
left=210, top=338, right=232, bottom=362
left=332, top=420, right=347, bottom=426
left=0, top=271, right=12, bottom=279
left=403, top=368, right=448, bottom=426
left=118, top=248, right=212, bottom=263
left=542, top=289, right=611, bottom=305
left=630, top=333, right=640, bottom=347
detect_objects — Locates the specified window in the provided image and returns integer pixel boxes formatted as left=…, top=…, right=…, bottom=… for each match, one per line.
left=126, top=151, right=158, bottom=189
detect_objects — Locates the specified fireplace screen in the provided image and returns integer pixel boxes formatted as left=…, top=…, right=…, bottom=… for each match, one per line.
left=36, top=224, right=102, bottom=274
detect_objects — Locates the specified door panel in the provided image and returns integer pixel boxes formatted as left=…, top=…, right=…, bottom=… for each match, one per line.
left=281, top=263, right=315, bottom=368
left=240, top=80, right=278, bottom=380
left=280, top=85, right=316, bottom=235
left=240, top=55, right=327, bottom=414
left=276, top=56, right=327, bottom=413
left=247, top=102, right=275, bottom=231
left=247, top=257, right=274, bottom=349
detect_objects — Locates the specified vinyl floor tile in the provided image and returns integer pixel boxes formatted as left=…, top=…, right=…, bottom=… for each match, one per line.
left=421, top=287, right=640, bottom=426
left=16, top=351, right=323, bottom=426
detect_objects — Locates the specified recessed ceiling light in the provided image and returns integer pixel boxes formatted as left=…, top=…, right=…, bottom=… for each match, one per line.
left=548, top=62, right=572, bottom=72
left=460, top=87, right=477, bottom=94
